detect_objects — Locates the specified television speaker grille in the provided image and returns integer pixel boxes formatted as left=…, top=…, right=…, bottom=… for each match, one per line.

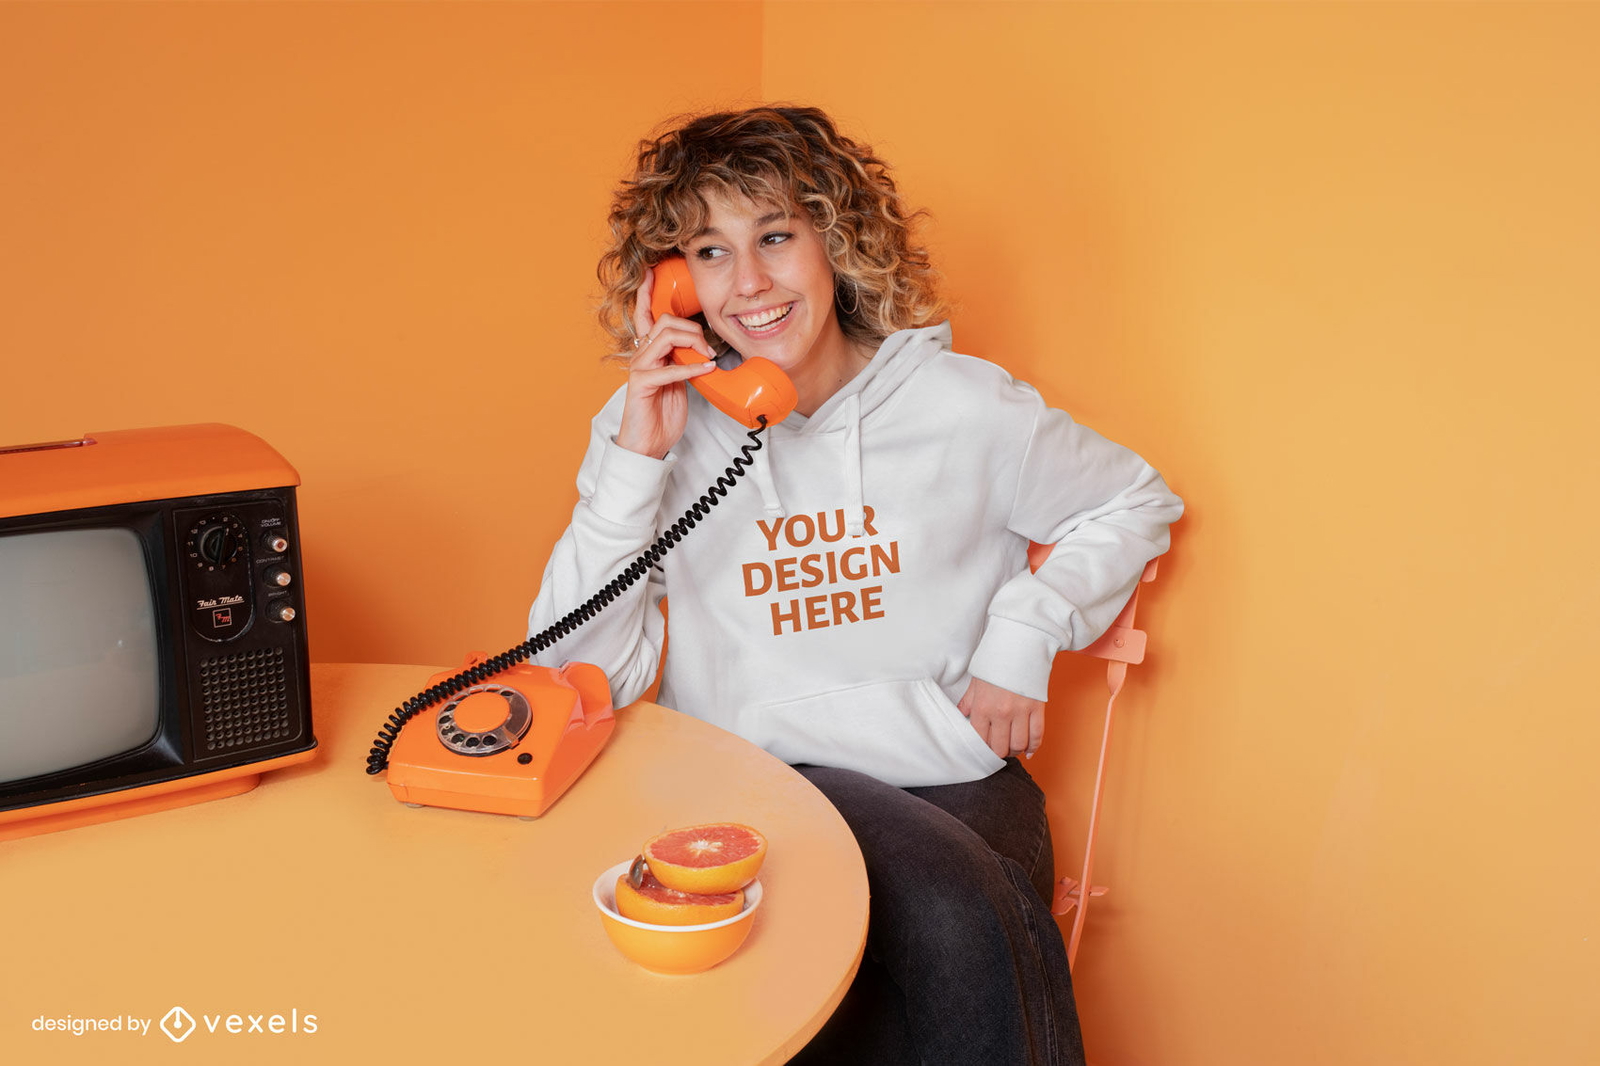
left=198, top=647, right=293, bottom=752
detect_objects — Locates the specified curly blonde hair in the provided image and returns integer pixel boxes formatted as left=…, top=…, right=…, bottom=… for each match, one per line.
left=597, top=105, right=949, bottom=361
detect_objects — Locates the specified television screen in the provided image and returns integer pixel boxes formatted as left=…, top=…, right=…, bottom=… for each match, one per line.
left=0, top=527, right=161, bottom=784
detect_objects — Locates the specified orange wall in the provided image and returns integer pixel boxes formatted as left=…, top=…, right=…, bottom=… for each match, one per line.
left=1, top=0, right=764, bottom=666
left=5, top=3, right=1598, bottom=1064
left=763, top=3, right=1600, bottom=1064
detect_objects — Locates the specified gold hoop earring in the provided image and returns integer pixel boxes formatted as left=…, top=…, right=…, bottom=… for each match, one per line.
left=836, top=283, right=860, bottom=316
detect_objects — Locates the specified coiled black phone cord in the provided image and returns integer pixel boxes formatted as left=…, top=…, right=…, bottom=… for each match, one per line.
left=365, top=418, right=769, bottom=775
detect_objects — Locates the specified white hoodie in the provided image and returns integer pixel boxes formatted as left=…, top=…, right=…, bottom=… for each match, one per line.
left=528, top=323, right=1183, bottom=787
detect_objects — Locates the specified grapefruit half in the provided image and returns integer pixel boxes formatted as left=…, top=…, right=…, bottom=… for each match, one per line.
left=614, top=866, right=744, bottom=926
left=642, top=822, right=767, bottom=895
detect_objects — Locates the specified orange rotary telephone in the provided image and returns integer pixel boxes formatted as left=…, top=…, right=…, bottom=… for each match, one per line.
left=366, top=260, right=793, bottom=817
left=651, top=256, right=798, bottom=429
left=381, top=656, right=614, bottom=818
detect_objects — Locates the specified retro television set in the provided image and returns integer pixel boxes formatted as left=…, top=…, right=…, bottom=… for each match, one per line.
left=0, top=424, right=316, bottom=842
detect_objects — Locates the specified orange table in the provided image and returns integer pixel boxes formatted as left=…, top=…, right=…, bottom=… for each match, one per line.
left=1, top=663, right=869, bottom=1065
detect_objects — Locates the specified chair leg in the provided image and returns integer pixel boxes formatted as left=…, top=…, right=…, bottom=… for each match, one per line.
left=1060, top=661, right=1126, bottom=969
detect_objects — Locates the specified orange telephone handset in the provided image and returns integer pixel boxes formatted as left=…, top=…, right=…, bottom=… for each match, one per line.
left=383, top=655, right=615, bottom=819
left=651, top=257, right=798, bottom=429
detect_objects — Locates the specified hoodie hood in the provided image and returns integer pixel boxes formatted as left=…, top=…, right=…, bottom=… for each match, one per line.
left=706, top=323, right=953, bottom=536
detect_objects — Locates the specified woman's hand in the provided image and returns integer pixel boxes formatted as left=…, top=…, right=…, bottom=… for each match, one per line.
left=959, top=677, right=1046, bottom=760
left=616, top=269, right=718, bottom=460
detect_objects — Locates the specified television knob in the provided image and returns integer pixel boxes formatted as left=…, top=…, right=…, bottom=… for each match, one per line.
left=264, top=533, right=290, bottom=554
left=265, top=568, right=293, bottom=588
left=271, top=604, right=297, bottom=623
left=190, top=517, right=246, bottom=568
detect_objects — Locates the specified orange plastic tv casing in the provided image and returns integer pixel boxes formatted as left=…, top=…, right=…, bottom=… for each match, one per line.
left=651, top=256, right=798, bottom=429
left=0, top=752, right=316, bottom=843
left=0, top=424, right=318, bottom=842
left=1, top=423, right=302, bottom=520
left=384, top=658, right=615, bottom=819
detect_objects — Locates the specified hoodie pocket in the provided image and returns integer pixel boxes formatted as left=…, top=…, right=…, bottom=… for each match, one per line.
left=747, top=677, right=1005, bottom=788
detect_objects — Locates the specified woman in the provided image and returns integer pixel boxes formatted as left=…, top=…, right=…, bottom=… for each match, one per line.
left=529, top=105, right=1181, bottom=1065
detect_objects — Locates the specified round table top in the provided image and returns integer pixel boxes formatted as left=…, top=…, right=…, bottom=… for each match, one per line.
left=2, top=662, right=869, bottom=1065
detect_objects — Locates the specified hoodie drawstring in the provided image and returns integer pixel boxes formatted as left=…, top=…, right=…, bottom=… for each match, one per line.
left=841, top=393, right=866, bottom=537
left=751, top=427, right=785, bottom=521
left=710, top=421, right=785, bottom=521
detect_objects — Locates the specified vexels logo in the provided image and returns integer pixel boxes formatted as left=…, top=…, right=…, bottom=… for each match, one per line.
left=159, top=1007, right=196, bottom=1044
left=159, top=1004, right=318, bottom=1042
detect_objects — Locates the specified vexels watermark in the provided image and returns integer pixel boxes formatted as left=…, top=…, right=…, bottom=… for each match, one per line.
left=31, top=1004, right=319, bottom=1042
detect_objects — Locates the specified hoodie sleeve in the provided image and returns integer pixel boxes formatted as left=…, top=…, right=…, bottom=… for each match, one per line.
left=526, top=392, right=671, bottom=708
left=966, top=401, right=1184, bottom=702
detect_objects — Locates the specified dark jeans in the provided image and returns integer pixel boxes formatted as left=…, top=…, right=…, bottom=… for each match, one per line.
left=789, top=759, right=1086, bottom=1066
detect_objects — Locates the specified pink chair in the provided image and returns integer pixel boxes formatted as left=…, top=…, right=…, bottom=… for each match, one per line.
left=1026, top=545, right=1163, bottom=970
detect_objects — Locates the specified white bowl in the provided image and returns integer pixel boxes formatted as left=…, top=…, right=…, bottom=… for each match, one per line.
left=591, top=859, right=763, bottom=974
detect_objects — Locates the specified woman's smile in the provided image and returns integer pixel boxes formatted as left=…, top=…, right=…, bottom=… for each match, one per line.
left=733, top=302, right=795, bottom=334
